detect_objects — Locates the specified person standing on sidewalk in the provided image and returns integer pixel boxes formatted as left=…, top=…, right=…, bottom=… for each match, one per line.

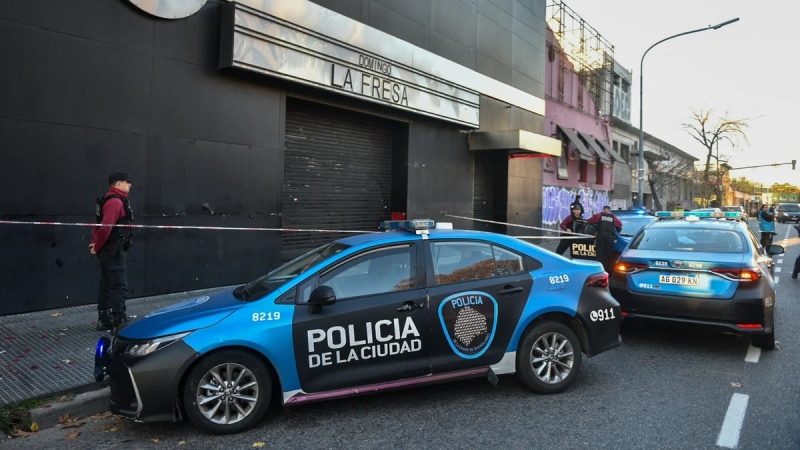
left=792, top=253, right=799, bottom=279
left=757, top=204, right=775, bottom=250
left=89, top=172, right=134, bottom=331
left=587, top=205, right=622, bottom=273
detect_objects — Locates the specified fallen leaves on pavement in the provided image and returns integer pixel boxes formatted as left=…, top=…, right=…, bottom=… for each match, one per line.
left=50, top=312, right=62, bottom=317
left=151, top=438, right=159, bottom=443
left=59, top=413, right=86, bottom=428
left=730, top=382, right=742, bottom=388
left=253, top=443, right=266, bottom=448
left=65, top=431, right=81, bottom=439
left=10, top=427, right=35, bottom=437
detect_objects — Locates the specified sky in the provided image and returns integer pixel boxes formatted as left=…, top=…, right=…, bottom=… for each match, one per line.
left=559, top=0, right=798, bottom=187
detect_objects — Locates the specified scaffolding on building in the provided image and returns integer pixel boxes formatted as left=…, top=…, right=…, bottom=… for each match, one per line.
left=546, top=0, right=614, bottom=118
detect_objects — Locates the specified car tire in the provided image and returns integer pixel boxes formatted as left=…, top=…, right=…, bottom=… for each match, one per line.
left=182, top=350, right=272, bottom=434
left=751, top=331, right=775, bottom=350
left=516, top=321, right=582, bottom=394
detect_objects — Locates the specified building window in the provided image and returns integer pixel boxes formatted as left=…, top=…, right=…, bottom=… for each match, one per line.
left=579, top=159, right=588, bottom=182
left=619, top=143, right=630, bottom=163
left=557, top=139, right=569, bottom=179
left=596, top=157, right=604, bottom=185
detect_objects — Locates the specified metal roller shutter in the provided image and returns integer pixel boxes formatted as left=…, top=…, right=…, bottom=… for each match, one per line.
left=282, top=98, right=395, bottom=261
left=472, top=152, right=508, bottom=234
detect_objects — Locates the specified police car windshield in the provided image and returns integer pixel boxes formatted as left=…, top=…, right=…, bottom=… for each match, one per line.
left=630, top=228, right=744, bottom=253
left=237, top=242, right=350, bottom=301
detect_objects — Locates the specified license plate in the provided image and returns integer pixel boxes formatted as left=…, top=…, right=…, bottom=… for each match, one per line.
left=659, top=274, right=699, bottom=286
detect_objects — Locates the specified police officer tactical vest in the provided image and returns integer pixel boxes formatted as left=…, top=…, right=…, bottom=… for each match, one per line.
left=96, top=194, right=134, bottom=241
left=596, top=214, right=616, bottom=234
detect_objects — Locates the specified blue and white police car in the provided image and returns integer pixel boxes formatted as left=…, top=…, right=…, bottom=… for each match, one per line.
left=95, top=219, right=621, bottom=434
left=610, top=210, right=784, bottom=349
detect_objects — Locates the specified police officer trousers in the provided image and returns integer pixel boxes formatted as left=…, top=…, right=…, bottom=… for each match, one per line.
left=594, top=232, right=615, bottom=273
left=97, top=241, right=128, bottom=313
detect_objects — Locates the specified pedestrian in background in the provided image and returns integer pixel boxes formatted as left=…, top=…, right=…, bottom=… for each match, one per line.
left=90, top=172, right=134, bottom=332
left=555, top=205, right=586, bottom=256
left=757, top=204, right=775, bottom=250
left=587, top=205, right=622, bottom=273
left=569, top=194, right=584, bottom=218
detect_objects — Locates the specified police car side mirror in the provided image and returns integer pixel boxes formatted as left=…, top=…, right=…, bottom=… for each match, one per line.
left=308, top=285, right=336, bottom=314
left=767, top=245, right=785, bottom=256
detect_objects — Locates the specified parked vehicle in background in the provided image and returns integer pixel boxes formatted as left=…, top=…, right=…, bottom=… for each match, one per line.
left=722, top=205, right=748, bottom=222
left=775, top=203, right=800, bottom=223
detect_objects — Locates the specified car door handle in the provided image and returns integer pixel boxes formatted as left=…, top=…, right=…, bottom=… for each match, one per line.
left=497, top=286, right=524, bottom=295
left=395, top=301, right=422, bottom=312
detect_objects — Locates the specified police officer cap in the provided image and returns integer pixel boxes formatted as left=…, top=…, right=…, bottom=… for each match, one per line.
left=603, top=205, right=611, bottom=211
left=108, top=172, right=132, bottom=185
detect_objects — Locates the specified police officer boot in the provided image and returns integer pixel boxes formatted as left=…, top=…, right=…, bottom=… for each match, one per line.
left=111, top=311, right=128, bottom=332
left=96, top=309, right=113, bottom=332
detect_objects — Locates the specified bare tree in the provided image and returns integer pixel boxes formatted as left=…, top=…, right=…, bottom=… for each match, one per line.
left=682, top=109, right=749, bottom=206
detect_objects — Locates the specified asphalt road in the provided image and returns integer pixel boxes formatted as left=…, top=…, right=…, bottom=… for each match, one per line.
left=4, top=222, right=800, bottom=449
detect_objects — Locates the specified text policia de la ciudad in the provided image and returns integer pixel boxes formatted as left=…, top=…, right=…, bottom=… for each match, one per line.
left=330, top=54, right=410, bottom=106
left=307, top=317, right=422, bottom=368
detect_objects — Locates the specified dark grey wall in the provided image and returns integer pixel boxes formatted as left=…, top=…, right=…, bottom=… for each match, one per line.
left=507, top=157, right=544, bottom=236
left=310, top=0, right=547, bottom=99
left=0, top=0, right=284, bottom=315
left=406, top=124, right=474, bottom=229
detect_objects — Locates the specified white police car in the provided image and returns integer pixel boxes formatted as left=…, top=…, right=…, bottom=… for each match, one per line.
left=95, top=220, right=620, bottom=434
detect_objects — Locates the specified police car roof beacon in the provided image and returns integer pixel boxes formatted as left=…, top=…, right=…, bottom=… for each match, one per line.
left=655, top=211, right=741, bottom=220
left=379, top=219, right=435, bottom=235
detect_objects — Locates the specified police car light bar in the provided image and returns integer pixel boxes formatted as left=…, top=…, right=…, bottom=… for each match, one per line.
left=380, top=219, right=435, bottom=231
left=655, top=211, right=741, bottom=219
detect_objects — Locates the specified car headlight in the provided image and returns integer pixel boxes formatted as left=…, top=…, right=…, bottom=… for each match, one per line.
left=124, top=332, right=191, bottom=357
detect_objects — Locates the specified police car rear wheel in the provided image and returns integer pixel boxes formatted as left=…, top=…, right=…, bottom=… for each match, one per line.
left=182, top=350, right=272, bottom=434
left=516, top=322, right=582, bottom=394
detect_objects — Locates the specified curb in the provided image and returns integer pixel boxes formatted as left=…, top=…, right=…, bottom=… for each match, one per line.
left=29, top=386, right=111, bottom=430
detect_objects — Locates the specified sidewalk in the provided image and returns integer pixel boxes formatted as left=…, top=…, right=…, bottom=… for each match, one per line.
left=0, top=287, right=226, bottom=408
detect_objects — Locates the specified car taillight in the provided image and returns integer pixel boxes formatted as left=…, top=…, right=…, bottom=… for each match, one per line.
left=585, top=272, right=608, bottom=288
left=614, top=261, right=648, bottom=274
left=735, top=323, right=762, bottom=329
left=710, top=268, right=762, bottom=281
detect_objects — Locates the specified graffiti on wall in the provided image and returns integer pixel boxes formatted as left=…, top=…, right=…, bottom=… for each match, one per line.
left=542, top=186, right=610, bottom=229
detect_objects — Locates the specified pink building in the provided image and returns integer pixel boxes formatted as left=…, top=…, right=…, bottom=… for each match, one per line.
left=541, top=3, right=623, bottom=229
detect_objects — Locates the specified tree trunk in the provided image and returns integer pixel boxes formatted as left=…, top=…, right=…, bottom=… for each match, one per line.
left=648, top=178, right=663, bottom=211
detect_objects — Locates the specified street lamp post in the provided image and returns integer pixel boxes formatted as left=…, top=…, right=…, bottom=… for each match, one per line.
left=637, top=17, right=739, bottom=209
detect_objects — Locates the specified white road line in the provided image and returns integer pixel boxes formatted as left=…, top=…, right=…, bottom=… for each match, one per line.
left=744, top=345, right=761, bottom=363
left=717, top=393, right=749, bottom=449
left=775, top=275, right=780, bottom=284
left=775, top=267, right=782, bottom=272
left=777, top=258, right=783, bottom=264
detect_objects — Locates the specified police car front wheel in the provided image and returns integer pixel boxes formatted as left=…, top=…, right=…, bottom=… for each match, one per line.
left=516, top=321, right=582, bottom=394
left=182, top=350, right=272, bottom=434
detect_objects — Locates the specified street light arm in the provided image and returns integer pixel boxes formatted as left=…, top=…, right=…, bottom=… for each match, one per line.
left=636, top=17, right=739, bottom=209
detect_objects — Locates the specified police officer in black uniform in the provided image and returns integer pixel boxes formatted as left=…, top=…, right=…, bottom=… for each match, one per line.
left=569, top=195, right=584, bottom=218
left=555, top=205, right=587, bottom=256
left=90, top=172, right=134, bottom=331
left=587, top=205, right=622, bottom=273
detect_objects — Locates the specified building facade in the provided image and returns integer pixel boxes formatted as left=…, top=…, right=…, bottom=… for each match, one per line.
left=609, top=59, right=696, bottom=211
left=541, top=1, right=624, bottom=229
left=0, top=0, right=559, bottom=315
